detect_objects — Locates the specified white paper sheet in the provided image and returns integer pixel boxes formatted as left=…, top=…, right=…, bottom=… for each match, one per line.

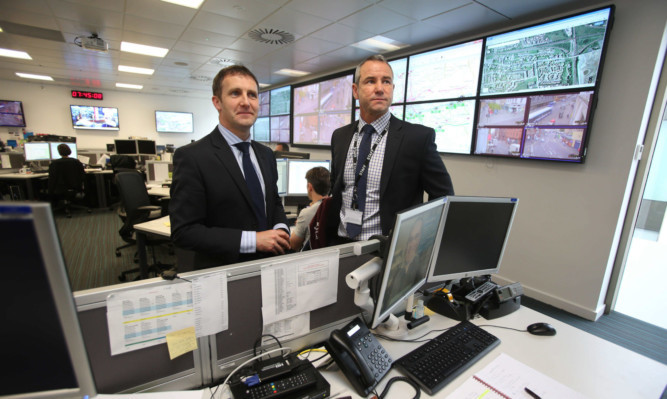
left=192, top=272, right=229, bottom=337
left=106, top=284, right=194, bottom=356
left=262, top=312, right=311, bottom=344
left=260, top=249, right=339, bottom=325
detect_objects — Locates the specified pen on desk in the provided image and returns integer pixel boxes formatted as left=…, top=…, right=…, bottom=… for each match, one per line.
left=524, top=387, right=542, bottom=399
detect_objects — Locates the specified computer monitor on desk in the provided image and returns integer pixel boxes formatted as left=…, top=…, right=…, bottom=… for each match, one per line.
left=275, top=150, right=309, bottom=159
left=286, top=159, right=330, bottom=196
left=24, top=141, right=51, bottom=161
left=49, top=142, right=77, bottom=160
left=347, top=198, right=447, bottom=337
left=0, top=203, right=96, bottom=398
left=276, top=158, right=287, bottom=196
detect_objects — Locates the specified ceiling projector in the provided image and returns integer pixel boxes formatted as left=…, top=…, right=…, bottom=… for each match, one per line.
left=78, top=34, right=109, bottom=52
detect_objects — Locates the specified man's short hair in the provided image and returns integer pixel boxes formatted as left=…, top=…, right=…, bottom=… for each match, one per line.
left=306, top=167, right=331, bottom=196
left=212, top=65, right=259, bottom=99
left=57, top=143, right=71, bottom=157
left=354, top=54, right=393, bottom=85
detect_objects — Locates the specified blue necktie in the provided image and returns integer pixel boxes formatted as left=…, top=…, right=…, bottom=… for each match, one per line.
left=346, top=124, right=374, bottom=238
left=235, top=142, right=268, bottom=230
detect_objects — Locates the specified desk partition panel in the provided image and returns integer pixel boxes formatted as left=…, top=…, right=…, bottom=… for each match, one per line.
left=74, top=242, right=374, bottom=393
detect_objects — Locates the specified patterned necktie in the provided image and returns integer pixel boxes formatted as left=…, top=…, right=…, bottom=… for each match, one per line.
left=235, top=142, right=267, bottom=230
left=346, top=124, right=375, bottom=238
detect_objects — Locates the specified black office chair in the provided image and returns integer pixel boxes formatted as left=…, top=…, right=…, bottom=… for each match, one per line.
left=115, top=171, right=171, bottom=281
left=48, top=158, right=91, bottom=218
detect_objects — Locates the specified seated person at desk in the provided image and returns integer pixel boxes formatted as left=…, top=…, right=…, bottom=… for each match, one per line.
left=274, top=142, right=289, bottom=152
left=48, top=143, right=86, bottom=216
left=290, top=167, right=330, bottom=251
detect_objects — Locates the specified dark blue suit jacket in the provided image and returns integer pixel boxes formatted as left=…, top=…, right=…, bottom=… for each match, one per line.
left=328, top=115, right=454, bottom=239
left=170, top=128, right=288, bottom=269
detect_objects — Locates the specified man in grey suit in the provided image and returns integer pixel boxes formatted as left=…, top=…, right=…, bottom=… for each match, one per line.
left=328, top=55, right=455, bottom=243
left=170, top=65, right=290, bottom=270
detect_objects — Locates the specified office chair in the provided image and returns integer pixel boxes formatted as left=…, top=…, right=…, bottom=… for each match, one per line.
left=115, top=171, right=171, bottom=281
left=48, top=157, right=91, bottom=218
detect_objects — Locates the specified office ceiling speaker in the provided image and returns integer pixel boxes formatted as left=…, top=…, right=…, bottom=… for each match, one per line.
left=74, top=33, right=109, bottom=53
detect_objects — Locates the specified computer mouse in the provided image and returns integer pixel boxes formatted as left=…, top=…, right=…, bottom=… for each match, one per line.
left=527, top=322, right=557, bottom=336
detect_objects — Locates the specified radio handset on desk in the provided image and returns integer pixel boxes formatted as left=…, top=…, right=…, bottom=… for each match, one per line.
left=326, top=317, right=392, bottom=397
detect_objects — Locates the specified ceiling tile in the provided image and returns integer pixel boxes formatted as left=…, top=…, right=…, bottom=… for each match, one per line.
left=381, top=20, right=451, bottom=46
left=378, top=0, right=471, bottom=20
left=338, top=5, right=416, bottom=35
left=180, top=27, right=237, bottom=48
left=50, top=1, right=124, bottom=30
left=259, top=7, right=334, bottom=37
left=0, top=10, right=59, bottom=31
left=173, top=41, right=224, bottom=57
left=423, top=3, right=508, bottom=36
left=124, top=15, right=186, bottom=39
left=285, top=0, right=372, bottom=22
left=125, top=0, right=198, bottom=25
left=201, top=0, right=281, bottom=23
left=310, top=23, right=374, bottom=46
left=291, top=36, right=342, bottom=54
left=191, top=11, right=256, bottom=37
left=55, top=0, right=125, bottom=13
left=227, top=37, right=288, bottom=58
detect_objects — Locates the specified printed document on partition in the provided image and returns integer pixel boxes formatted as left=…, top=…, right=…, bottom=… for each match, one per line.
left=106, top=284, right=194, bottom=356
left=192, top=272, right=229, bottom=337
left=263, top=312, right=310, bottom=344
left=261, top=249, right=339, bottom=325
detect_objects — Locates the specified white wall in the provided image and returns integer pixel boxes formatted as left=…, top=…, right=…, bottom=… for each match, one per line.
left=0, top=83, right=218, bottom=150
left=1, top=0, right=665, bottom=320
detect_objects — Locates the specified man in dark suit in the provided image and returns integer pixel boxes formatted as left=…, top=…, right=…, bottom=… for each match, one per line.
left=328, top=55, right=454, bottom=243
left=170, top=65, right=290, bottom=270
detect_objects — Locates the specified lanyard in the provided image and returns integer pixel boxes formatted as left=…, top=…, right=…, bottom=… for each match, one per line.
left=351, top=127, right=387, bottom=209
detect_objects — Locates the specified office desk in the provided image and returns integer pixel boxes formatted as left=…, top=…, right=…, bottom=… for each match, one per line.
left=133, top=215, right=170, bottom=279
left=0, top=172, right=48, bottom=200
left=85, top=169, right=113, bottom=208
left=146, top=186, right=170, bottom=197
left=318, top=307, right=667, bottom=398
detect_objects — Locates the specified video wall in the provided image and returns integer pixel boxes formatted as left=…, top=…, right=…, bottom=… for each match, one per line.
left=253, top=86, right=292, bottom=143
left=284, top=6, right=614, bottom=163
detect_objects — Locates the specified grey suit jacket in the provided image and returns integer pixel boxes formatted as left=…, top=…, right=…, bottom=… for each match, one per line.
left=169, top=128, right=288, bottom=269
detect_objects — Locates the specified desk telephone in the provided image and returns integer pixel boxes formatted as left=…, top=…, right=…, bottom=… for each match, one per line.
left=326, top=317, right=392, bottom=397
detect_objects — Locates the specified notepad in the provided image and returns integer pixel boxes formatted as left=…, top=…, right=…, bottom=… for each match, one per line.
left=447, top=353, right=587, bottom=399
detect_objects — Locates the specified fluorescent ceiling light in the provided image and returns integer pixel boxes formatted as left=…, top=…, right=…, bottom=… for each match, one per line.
left=275, top=68, right=309, bottom=77
left=16, top=72, right=53, bottom=81
left=259, top=83, right=270, bottom=88
left=116, top=83, right=143, bottom=89
left=120, top=41, right=169, bottom=57
left=0, top=48, right=32, bottom=60
left=351, top=36, right=407, bottom=52
left=119, top=65, right=154, bottom=75
left=160, top=0, right=204, bottom=8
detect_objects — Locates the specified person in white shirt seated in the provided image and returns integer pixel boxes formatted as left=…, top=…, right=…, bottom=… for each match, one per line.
left=290, top=166, right=330, bottom=251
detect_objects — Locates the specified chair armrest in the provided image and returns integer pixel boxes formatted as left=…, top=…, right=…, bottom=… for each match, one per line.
left=137, top=205, right=161, bottom=212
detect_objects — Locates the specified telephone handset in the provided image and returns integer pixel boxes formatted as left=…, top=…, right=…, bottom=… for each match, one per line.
left=326, top=317, right=393, bottom=397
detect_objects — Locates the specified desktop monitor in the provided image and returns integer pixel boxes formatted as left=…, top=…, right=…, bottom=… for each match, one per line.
left=274, top=150, right=310, bottom=160
left=427, top=196, right=519, bottom=283
left=276, top=158, right=288, bottom=196
left=137, top=139, right=157, bottom=155
left=23, top=142, right=51, bottom=161
left=114, top=139, right=138, bottom=155
left=371, top=198, right=447, bottom=331
left=0, top=203, right=96, bottom=398
left=286, top=159, right=330, bottom=196
left=49, top=142, right=78, bottom=160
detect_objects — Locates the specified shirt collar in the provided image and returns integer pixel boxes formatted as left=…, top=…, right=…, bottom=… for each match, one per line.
left=358, top=111, right=391, bottom=135
left=217, top=123, right=251, bottom=147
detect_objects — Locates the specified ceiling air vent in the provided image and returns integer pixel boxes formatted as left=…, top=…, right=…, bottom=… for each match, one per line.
left=248, top=28, right=294, bottom=45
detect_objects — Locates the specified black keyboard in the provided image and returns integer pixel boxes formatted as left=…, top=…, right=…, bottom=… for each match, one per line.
left=394, top=321, right=500, bottom=395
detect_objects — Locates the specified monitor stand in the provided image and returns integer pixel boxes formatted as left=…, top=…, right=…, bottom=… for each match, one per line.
left=426, top=295, right=470, bottom=321
left=372, top=314, right=412, bottom=339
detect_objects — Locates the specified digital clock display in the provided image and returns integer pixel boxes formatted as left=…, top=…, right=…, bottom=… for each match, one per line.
left=71, top=90, right=103, bottom=100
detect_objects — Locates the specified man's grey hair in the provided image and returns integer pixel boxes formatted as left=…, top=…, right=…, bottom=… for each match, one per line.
left=354, top=54, right=393, bottom=85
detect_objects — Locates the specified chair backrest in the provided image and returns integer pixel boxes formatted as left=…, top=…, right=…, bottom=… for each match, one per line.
left=115, top=171, right=152, bottom=224
left=48, top=158, right=85, bottom=195
left=110, top=155, right=136, bottom=172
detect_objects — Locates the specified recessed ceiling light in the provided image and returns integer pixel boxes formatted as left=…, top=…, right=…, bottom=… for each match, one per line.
left=0, top=48, right=32, bottom=60
left=16, top=72, right=53, bottom=81
left=160, top=0, right=204, bottom=9
left=119, top=65, right=154, bottom=75
left=174, top=61, right=188, bottom=66
left=351, top=36, right=407, bottom=52
left=259, top=83, right=270, bottom=88
left=275, top=68, right=309, bottom=77
left=120, top=41, right=169, bottom=57
left=116, top=83, right=143, bottom=89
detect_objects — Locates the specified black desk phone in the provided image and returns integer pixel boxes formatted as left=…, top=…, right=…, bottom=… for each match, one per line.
left=326, top=317, right=393, bottom=396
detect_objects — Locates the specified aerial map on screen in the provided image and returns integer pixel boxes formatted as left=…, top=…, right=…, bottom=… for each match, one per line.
left=405, top=100, right=475, bottom=154
left=481, top=8, right=611, bottom=95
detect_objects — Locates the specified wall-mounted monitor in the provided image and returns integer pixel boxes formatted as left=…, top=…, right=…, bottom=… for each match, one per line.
left=252, top=116, right=270, bottom=142
left=270, top=86, right=291, bottom=116
left=407, top=39, right=483, bottom=102
left=114, top=139, right=137, bottom=155
left=155, top=111, right=194, bottom=133
left=24, top=142, right=51, bottom=161
left=292, top=73, right=353, bottom=147
left=474, top=90, right=594, bottom=162
left=70, top=105, right=119, bottom=130
left=270, top=115, right=290, bottom=143
left=137, top=139, right=157, bottom=155
left=286, top=159, right=330, bottom=196
left=0, top=99, right=27, bottom=127
left=481, top=7, right=613, bottom=96
left=50, top=142, right=78, bottom=160
left=258, top=91, right=270, bottom=117
left=405, top=100, right=476, bottom=154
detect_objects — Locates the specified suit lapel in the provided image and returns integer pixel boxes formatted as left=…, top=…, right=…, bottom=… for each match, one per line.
left=380, top=115, right=404, bottom=197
